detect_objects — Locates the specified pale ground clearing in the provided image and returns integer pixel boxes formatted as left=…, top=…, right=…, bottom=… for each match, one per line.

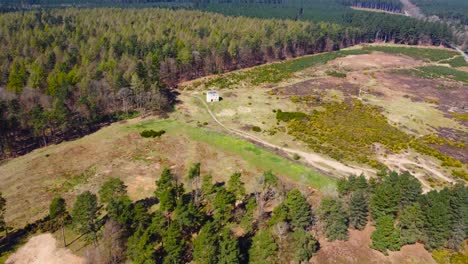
left=181, top=48, right=466, bottom=191
left=312, top=224, right=436, bottom=264
left=6, top=233, right=83, bottom=264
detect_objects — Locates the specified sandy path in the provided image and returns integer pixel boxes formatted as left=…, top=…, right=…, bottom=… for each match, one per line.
left=6, top=233, right=84, bottom=264
left=382, top=154, right=455, bottom=192
left=195, top=96, right=373, bottom=178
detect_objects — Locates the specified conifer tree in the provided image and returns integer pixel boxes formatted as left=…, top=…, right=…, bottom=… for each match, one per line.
left=72, top=191, right=100, bottom=244
left=420, top=189, right=451, bottom=249
left=398, top=203, right=425, bottom=245
left=0, top=193, right=6, bottom=236
left=292, top=229, right=318, bottom=263
left=49, top=197, right=68, bottom=247
left=218, top=227, right=241, bottom=264
left=227, top=172, right=246, bottom=200
left=447, top=184, right=467, bottom=250
left=126, top=226, right=157, bottom=264
left=248, top=229, right=278, bottom=264
left=349, top=190, right=368, bottom=230
left=397, top=172, right=422, bottom=209
left=284, top=189, right=313, bottom=230
left=317, top=197, right=349, bottom=241
left=370, top=174, right=400, bottom=219
left=98, top=178, right=128, bottom=205
left=162, top=222, right=185, bottom=264
left=7, top=60, right=26, bottom=93
left=193, top=221, right=218, bottom=264
left=370, top=215, right=401, bottom=254
left=155, top=168, right=178, bottom=212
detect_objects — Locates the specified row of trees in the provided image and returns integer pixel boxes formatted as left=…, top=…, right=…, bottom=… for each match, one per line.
left=332, top=171, right=468, bottom=254
left=0, top=7, right=454, bottom=159
left=1, top=165, right=466, bottom=262
left=39, top=165, right=319, bottom=263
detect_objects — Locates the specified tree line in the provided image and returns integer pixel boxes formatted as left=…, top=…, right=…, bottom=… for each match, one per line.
left=340, top=0, right=402, bottom=12
left=1, top=165, right=466, bottom=263
left=0, top=8, right=454, bottom=159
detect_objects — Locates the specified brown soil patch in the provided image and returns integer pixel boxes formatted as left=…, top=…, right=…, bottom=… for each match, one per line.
left=434, top=128, right=468, bottom=163
left=328, top=53, right=422, bottom=71
left=312, top=225, right=436, bottom=264
left=274, top=77, right=359, bottom=97
left=374, top=72, right=468, bottom=113
left=6, top=233, right=84, bottom=264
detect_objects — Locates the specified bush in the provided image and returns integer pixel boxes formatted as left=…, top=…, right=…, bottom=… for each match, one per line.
left=326, top=70, right=347, bottom=78
left=293, top=153, right=301, bottom=160
left=276, top=110, right=308, bottom=122
left=140, top=129, right=166, bottom=138
left=252, top=126, right=262, bottom=132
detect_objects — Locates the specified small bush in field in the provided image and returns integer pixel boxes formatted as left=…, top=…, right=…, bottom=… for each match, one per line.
left=252, top=126, right=262, bottom=132
left=140, top=129, right=166, bottom=138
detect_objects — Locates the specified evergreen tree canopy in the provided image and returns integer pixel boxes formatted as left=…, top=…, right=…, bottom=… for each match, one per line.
left=318, top=197, right=349, bottom=241
left=348, top=190, right=368, bottom=230
left=248, top=229, right=278, bottom=264
left=98, top=178, right=128, bottom=205
left=284, top=189, right=313, bottom=230
left=71, top=191, right=100, bottom=242
left=370, top=215, right=401, bottom=254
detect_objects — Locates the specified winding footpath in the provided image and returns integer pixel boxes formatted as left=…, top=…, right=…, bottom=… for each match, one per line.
left=195, top=96, right=373, bottom=178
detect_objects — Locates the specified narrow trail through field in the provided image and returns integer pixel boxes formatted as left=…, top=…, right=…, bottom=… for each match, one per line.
left=194, top=96, right=373, bottom=178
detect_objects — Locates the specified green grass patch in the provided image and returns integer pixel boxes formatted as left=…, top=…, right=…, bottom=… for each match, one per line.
left=440, top=56, right=468, bottom=67
left=47, top=166, right=96, bottom=194
left=362, top=46, right=458, bottom=61
left=204, top=49, right=370, bottom=89
left=413, top=66, right=468, bottom=83
left=130, top=120, right=335, bottom=190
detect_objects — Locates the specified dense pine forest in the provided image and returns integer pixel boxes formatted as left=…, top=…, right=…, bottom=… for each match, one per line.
left=412, top=0, right=468, bottom=25
left=0, top=7, right=452, bottom=159
left=0, top=165, right=466, bottom=263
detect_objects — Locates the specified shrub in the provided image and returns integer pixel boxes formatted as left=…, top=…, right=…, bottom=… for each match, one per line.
left=252, top=126, right=262, bottom=132
left=326, top=70, right=347, bottom=78
left=293, top=153, right=301, bottom=160
left=276, top=110, right=308, bottom=122
left=140, top=129, right=166, bottom=138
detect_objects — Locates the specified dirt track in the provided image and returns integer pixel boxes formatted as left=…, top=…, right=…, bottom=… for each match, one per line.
left=6, top=233, right=83, bottom=264
left=195, top=96, right=374, bottom=178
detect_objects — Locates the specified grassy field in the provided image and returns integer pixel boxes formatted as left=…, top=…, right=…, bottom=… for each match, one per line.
left=440, top=56, right=468, bottom=67
left=0, top=117, right=334, bottom=229
left=198, top=49, right=371, bottom=89
left=414, top=66, right=468, bottom=83
left=362, top=45, right=458, bottom=61
left=130, top=120, right=335, bottom=189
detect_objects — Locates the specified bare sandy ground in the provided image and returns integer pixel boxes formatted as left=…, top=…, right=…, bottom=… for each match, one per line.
left=6, top=233, right=84, bottom=264
left=329, top=53, right=422, bottom=71
left=313, top=225, right=436, bottom=264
